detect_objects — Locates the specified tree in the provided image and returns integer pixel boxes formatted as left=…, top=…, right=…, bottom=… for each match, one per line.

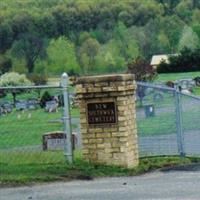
left=35, top=13, right=57, bottom=38
left=11, top=12, right=35, bottom=39
left=175, top=0, right=194, bottom=22
left=79, top=37, right=100, bottom=73
left=0, top=22, right=13, bottom=53
left=158, top=31, right=171, bottom=52
left=11, top=33, right=46, bottom=73
left=157, top=47, right=200, bottom=73
left=1, top=0, right=200, bottom=77
left=128, top=23, right=159, bottom=59
left=0, top=72, right=32, bottom=105
left=0, top=55, right=12, bottom=75
left=192, top=24, right=200, bottom=40
left=178, top=26, right=200, bottom=51
left=36, top=36, right=80, bottom=75
left=156, top=0, right=180, bottom=15
left=114, top=21, right=139, bottom=61
left=127, top=57, right=157, bottom=81
left=94, top=39, right=126, bottom=73
left=158, top=15, right=184, bottom=52
left=127, top=57, right=157, bottom=105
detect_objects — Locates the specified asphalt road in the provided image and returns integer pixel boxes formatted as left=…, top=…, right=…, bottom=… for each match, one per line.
left=1, top=170, right=200, bottom=200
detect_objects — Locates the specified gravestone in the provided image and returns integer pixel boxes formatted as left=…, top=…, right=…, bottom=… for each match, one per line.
left=0, top=102, right=13, bottom=114
left=16, top=101, right=27, bottom=111
left=76, top=74, right=139, bottom=168
left=27, top=99, right=38, bottom=110
left=42, top=131, right=77, bottom=151
left=45, top=100, right=58, bottom=112
left=175, top=79, right=196, bottom=93
left=3, top=102, right=13, bottom=113
left=43, top=132, right=66, bottom=151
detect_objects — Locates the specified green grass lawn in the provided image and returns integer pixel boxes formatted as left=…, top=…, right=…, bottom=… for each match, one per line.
left=0, top=109, right=61, bottom=148
left=1, top=73, right=200, bottom=186
left=193, top=87, right=200, bottom=96
left=0, top=102, right=199, bottom=151
left=137, top=108, right=200, bottom=136
left=1, top=105, right=199, bottom=186
left=137, top=113, right=176, bottom=136
left=155, top=72, right=200, bottom=97
left=156, top=71, right=200, bottom=82
left=1, top=150, right=200, bottom=186
left=137, top=92, right=200, bottom=136
left=0, top=108, right=79, bottom=149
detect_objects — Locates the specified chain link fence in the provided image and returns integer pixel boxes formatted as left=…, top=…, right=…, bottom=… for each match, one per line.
left=0, top=86, right=67, bottom=167
left=0, top=75, right=83, bottom=183
left=0, top=79, right=200, bottom=180
left=136, top=82, right=178, bottom=157
left=181, top=93, right=200, bottom=156
left=136, top=82, right=200, bottom=157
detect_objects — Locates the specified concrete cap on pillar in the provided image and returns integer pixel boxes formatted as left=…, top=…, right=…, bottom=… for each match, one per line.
left=76, top=74, right=135, bottom=84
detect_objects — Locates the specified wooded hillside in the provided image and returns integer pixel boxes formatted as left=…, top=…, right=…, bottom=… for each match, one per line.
left=0, top=0, right=200, bottom=75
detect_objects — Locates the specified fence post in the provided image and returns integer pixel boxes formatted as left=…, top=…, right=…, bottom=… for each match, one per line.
left=175, top=89, right=185, bottom=157
left=61, top=72, right=73, bottom=164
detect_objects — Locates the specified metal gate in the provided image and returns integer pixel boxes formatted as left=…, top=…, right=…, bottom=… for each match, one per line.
left=181, top=92, right=200, bottom=156
left=136, top=82, right=200, bottom=157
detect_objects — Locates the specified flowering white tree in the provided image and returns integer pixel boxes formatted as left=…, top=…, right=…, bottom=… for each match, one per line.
left=0, top=72, right=32, bottom=105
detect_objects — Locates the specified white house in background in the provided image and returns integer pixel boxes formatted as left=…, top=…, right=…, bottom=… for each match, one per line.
left=150, top=54, right=178, bottom=69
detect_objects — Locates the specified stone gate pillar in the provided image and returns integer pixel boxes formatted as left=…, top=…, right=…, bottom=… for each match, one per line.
left=76, top=74, right=139, bottom=168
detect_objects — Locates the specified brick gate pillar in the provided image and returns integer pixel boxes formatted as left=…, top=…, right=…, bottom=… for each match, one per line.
left=76, top=74, right=139, bottom=168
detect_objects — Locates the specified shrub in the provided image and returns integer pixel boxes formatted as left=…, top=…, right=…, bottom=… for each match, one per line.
left=0, top=72, right=32, bottom=105
left=127, top=57, right=157, bottom=81
left=194, top=76, right=200, bottom=86
left=157, top=48, right=200, bottom=73
left=0, top=89, right=6, bottom=98
left=0, top=72, right=32, bottom=87
left=166, top=81, right=175, bottom=88
left=28, top=74, right=47, bottom=85
left=40, top=91, right=52, bottom=108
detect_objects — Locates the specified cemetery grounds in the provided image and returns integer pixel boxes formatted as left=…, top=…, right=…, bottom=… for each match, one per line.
left=0, top=71, right=200, bottom=185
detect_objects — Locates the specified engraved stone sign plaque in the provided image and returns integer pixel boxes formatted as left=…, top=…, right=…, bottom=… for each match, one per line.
left=42, top=132, right=66, bottom=151
left=87, top=102, right=117, bottom=125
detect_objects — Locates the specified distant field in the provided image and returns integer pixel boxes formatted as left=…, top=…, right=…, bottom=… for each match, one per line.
left=156, top=71, right=200, bottom=82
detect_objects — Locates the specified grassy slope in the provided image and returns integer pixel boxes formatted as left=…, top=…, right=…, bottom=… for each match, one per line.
left=1, top=151, right=200, bottom=186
